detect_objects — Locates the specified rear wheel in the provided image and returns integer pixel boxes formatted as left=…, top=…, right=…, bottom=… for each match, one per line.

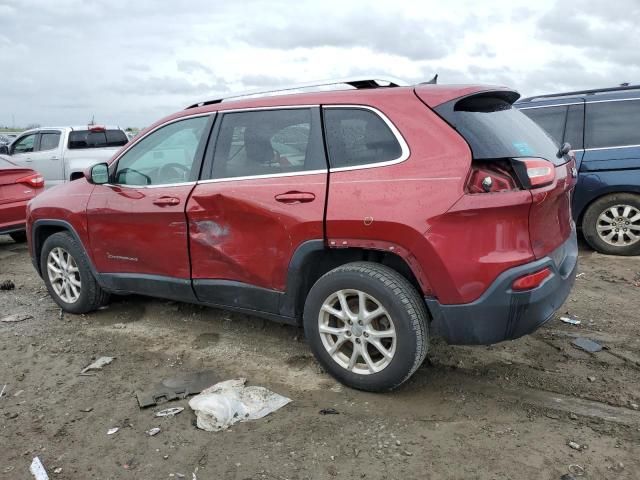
left=40, top=232, right=110, bottom=314
left=9, top=231, right=27, bottom=243
left=303, top=262, right=428, bottom=392
left=582, top=193, right=640, bottom=256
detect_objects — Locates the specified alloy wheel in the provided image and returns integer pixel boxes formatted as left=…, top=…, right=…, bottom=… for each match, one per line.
left=47, top=247, right=82, bottom=303
left=596, top=204, right=640, bottom=247
left=318, top=289, right=396, bottom=375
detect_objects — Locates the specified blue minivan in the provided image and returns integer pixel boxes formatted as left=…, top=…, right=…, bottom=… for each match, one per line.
left=516, top=85, right=640, bottom=256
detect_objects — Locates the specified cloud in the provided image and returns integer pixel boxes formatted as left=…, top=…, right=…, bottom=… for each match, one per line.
left=177, top=60, right=213, bottom=75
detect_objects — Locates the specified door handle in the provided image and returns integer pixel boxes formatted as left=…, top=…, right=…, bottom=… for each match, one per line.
left=51, top=156, right=59, bottom=160
left=153, top=196, right=180, bottom=206
left=274, top=191, right=316, bottom=204
left=25, top=158, right=33, bottom=162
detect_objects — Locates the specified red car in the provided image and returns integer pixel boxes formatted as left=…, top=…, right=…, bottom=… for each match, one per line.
left=0, top=157, right=44, bottom=242
left=26, top=78, right=578, bottom=391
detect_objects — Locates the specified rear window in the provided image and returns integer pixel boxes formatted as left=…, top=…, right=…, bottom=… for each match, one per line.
left=68, top=129, right=128, bottom=149
left=585, top=99, right=640, bottom=149
left=520, top=106, right=566, bottom=145
left=436, top=94, right=563, bottom=165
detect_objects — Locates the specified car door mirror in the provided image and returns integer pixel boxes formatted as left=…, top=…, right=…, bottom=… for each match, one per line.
left=89, top=163, right=110, bottom=184
left=0, top=145, right=9, bottom=155
left=557, top=142, right=572, bottom=158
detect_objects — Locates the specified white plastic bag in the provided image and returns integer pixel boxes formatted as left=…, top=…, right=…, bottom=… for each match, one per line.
left=188, top=378, right=291, bottom=432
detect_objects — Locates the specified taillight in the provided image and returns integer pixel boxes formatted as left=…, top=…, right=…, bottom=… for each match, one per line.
left=512, top=158, right=555, bottom=189
left=512, top=267, right=552, bottom=291
left=466, top=161, right=518, bottom=194
left=16, top=173, right=45, bottom=188
left=89, top=125, right=106, bottom=132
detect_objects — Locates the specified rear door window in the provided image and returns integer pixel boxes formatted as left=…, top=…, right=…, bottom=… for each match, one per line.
left=436, top=93, right=563, bottom=165
left=323, top=108, right=403, bottom=168
left=38, top=132, right=61, bottom=151
left=211, top=108, right=325, bottom=179
left=585, top=99, right=640, bottom=149
left=519, top=106, right=567, bottom=145
left=68, top=129, right=128, bottom=149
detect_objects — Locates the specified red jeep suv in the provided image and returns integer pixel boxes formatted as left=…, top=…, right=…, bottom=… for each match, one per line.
left=26, top=78, right=578, bottom=391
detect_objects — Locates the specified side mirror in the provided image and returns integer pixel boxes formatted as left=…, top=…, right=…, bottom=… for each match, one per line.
left=557, top=142, right=572, bottom=158
left=0, top=145, right=9, bottom=155
left=89, top=163, right=109, bottom=184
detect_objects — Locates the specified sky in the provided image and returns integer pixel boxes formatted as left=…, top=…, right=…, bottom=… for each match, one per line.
left=0, top=0, right=638, bottom=128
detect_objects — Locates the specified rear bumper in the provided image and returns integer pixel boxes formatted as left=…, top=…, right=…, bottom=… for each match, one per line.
left=426, top=232, right=578, bottom=345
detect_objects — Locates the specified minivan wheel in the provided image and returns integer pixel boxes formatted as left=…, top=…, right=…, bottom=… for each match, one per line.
left=303, top=262, right=428, bottom=392
left=582, top=193, right=640, bottom=256
left=40, top=232, right=110, bottom=314
left=9, top=231, right=27, bottom=243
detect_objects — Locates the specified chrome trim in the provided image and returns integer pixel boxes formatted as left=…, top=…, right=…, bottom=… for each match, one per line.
left=517, top=102, right=583, bottom=110
left=587, top=97, right=640, bottom=105
left=324, top=105, right=410, bottom=173
left=197, top=169, right=326, bottom=185
left=574, top=143, right=640, bottom=152
left=215, top=104, right=318, bottom=114
left=103, top=181, right=197, bottom=189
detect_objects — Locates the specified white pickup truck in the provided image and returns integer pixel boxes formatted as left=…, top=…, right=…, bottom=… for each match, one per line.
left=0, top=126, right=128, bottom=188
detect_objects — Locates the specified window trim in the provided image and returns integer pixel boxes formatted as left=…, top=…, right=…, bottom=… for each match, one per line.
left=322, top=105, right=410, bottom=173
left=199, top=105, right=327, bottom=184
left=106, top=112, right=215, bottom=189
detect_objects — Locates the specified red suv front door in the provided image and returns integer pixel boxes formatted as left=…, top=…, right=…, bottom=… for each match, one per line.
left=187, top=107, right=327, bottom=313
left=86, top=115, right=213, bottom=296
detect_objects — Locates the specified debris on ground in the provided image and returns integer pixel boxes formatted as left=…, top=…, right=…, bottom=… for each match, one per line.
left=0, top=384, right=6, bottom=398
left=568, top=464, right=585, bottom=476
left=146, top=427, right=161, bottom=436
left=560, top=475, right=576, bottom=480
left=155, top=407, right=184, bottom=417
left=319, top=408, right=339, bottom=415
left=567, top=440, right=584, bottom=451
left=189, top=378, right=291, bottom=432
left=0, top=279, right=15, bottom=290
left=587, top=376, right=596, bottom=382
left=136, top=370, right=218, bottom=408
left=80, top=407, right=93, bottom=412
left=29, top=456, right=49, bottom=480
left=1, top=313, right=32, bottom=323
left=560, top=316, right=581, bottom=326
left=107, top=427, right=119, bottom=435
left=571, top=337, right=603, bottom=353
left=80, top=356, right=114, bottom=375
left=53, top=467, right=62, bottom=474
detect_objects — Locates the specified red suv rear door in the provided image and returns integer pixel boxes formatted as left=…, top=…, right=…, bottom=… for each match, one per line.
left=86, top=114, right=213, bottom=298
left=187, top=107, right=327, bottom=314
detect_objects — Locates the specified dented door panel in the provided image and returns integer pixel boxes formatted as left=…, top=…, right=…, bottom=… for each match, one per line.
left=187, top=174, right=327, bottom=292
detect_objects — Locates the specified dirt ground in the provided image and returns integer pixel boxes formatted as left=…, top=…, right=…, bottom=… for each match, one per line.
left=1, top=237, right=639, bottom=480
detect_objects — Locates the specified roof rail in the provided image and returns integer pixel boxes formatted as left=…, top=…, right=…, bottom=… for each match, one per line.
left=185, top=76, right=409, bottom=109
left=519, top=84, right=640, bottom=103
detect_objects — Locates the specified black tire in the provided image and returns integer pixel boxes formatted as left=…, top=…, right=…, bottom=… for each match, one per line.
left=582, top=193, right=640, bottom=256
left=9, top=231, right=27, bottom=243
left=303, top=262, right=429, bottom=392
left=40, top=231, right=110, bottom=314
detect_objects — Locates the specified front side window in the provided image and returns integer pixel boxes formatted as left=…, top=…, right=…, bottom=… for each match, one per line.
left=323, top=108, right=403, bottom=168
left=11, top=134, right=36, bottom=154
left=114, top=116, right=209, bottom=186
left=39, top=132, right=61, bottom=151
left=212, top=108, right=324, bottom=179
left=585, top=100, right=640, bottom=149
left=520, top=106, right=567, bottom=145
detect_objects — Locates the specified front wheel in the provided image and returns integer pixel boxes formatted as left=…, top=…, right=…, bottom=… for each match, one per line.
left=303, top=262, right=428, bottom=392
left=582, top=193, right=640, bottom=256
left=40, top=232, right=110, bottom=314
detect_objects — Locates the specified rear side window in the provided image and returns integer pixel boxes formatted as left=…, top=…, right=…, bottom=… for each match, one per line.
left=520, top=106, right=566, bottom=145
left=68, top=129, right=128, bottom=149
left=323, top=108, right=402, bottom=168
left=39, top=132, right=61, bottom=151
left=585, top=100, right=640, bottom=149
left=211, top=108, right=324, bottom=179
left=436, top=94, right=562, bottom=165
left=564, top=104, right=584, bottom=150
